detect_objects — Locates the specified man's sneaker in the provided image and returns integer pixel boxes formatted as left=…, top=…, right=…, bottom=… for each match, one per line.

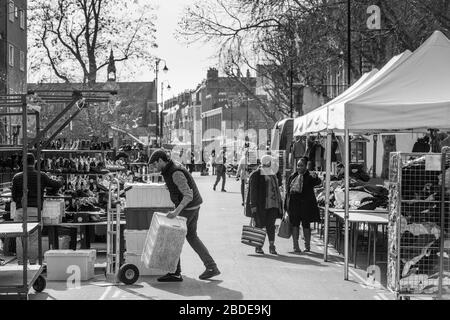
left=221, top=189, right=227, bottom=192
left=213, top=185, right=216, bottom=191
left=199, top=267, right=221, bottom=280
left=157, top=273, right=183, bottom=282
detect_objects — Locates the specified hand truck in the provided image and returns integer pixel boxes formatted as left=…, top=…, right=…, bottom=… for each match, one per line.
left=105, top=178, right=139, bottom=285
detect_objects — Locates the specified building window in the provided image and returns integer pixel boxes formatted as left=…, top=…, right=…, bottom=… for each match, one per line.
left=9, top=1, right=15, bottom=22
left=19, top=9, right=25, bottom=29
left=8, top=45, right=14, bottom=67
left=20, top=51, right=25, bottom=71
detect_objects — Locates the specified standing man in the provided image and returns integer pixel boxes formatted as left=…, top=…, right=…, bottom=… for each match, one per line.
left=12, top=153, right=77, bottom=263
left=149, top=149, right=220, bottom=282
left=213, top=147, right=227, bottom=192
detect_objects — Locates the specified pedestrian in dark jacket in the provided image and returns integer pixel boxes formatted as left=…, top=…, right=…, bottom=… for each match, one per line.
left=285, top=157, right=321, bottom=253
left=246, top=155, right=283, bottom=255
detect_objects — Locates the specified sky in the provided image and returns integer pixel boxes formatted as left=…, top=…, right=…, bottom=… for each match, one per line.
left=134, top=0, right=220, bottom=101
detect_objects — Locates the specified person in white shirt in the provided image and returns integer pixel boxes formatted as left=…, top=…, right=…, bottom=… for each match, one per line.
left=213, top=148, right=227, bottom=192
left=236, top=150, right=249, bottom=206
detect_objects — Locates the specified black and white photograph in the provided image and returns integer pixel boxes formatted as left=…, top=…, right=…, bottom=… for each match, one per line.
left=0, top=0, right=449, bottom=306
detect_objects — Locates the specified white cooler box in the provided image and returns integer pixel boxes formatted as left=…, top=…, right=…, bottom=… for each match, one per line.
left=141, top=212, right=187, bottom=273
left=124, top=253, right=166, bottom=276
left=42, top=199, right=65, bottom=225
left=44, top=250, right=96, bottom=281
left=124, top=229, right=147, bottom=254
left=125, top=183, right=173, bottom=208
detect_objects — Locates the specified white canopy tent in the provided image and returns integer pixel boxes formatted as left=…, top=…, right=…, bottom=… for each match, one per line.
left=291, top=30, right=450, bottom=280
left=345, top=31, right=450, bottom=131
left=294, top=49, right=412, bottom=136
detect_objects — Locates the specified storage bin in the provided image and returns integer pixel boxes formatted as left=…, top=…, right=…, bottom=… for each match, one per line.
left=125, top=183, right=173, bottom=208
left=124, top=207, right=173, bottom=230
left=42, top=199, right=65, bottom=225
left=141, top=212, right=187, bottom=273
left=124, top=229, right=147, bottom=254
left=124, top=252, right=166, bottom=276
left=44, top=250, right=96, bottom=281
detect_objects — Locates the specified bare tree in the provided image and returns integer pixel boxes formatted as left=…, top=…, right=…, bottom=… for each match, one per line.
left=28, top=0, right=158, bottom=137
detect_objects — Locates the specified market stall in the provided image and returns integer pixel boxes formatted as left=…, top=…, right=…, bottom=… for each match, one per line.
left=292, top=30, right=450, bottom=299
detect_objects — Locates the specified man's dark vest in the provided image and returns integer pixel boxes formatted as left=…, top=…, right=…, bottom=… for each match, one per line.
left=162, top=161, right=203, bottom=209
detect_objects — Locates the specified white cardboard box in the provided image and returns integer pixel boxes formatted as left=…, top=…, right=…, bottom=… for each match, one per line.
left=44, top=250, right=96, bottom=281
left=125, top=183, right=173, bottom=208
left=124, top=229, right=148, bottom=254
left=124, top=252, right=166, bottom=276
left=141, top=212, right=187, bottom=273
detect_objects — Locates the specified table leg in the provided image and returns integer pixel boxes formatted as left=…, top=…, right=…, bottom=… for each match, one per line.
left=353, top=222, right=359, bottom=268
left=373, top=224, right=377, bottom=266
left=337, top=218, right=341, bottom=254
left=367, top=224, right=372, bottom=268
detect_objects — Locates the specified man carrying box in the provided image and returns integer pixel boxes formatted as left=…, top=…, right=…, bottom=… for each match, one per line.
left=149, top=149, right=221, bottom=282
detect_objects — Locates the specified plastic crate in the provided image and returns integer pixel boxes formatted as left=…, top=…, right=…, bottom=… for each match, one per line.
left=125, top=183, right=173, bottom=208
left=42, top=199, right=65, bottom=225
left=124, top=252, right=166, bottom=276
left=124, top=229, right=147, bottom=254
left=124, top=207, right=173, bottom=230
left=44, top=250, right=96, bottom=281
left=141, top=212, right=187, bottom=273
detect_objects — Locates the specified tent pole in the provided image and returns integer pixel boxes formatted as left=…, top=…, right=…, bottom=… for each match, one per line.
left=344, top=129, right=350, bottom=280
left=324, top=131, right=332, bottom=262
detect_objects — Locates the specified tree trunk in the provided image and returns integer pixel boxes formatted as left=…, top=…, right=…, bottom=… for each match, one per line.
left=381, top=135, right=396, bottom=179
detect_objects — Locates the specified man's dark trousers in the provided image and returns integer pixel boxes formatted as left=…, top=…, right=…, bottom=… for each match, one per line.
left=213, top=164, right=226, bottom=190
left=174, top=208, right=217, bottom=275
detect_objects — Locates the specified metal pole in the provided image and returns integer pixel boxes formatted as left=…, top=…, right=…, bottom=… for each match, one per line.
left=344, top=129, right=350, bottom=280
left=161, top=82, right=164, bottom=143
left=324, top=131, right=332, bottom=262
left=246, top=95, right=249, bottom=132
left=438, top=149, right=447, bottom=299
left=21, top=95, right=28, bottom=288
left=36, top=112, right=42, bottom=264
left=155, top=60, right=159, bottom=145
left=347, top=0, right=352, bottom=87
left=372, top=135, right=378, bottom=178
left=290, top=59, right=294, bottom=118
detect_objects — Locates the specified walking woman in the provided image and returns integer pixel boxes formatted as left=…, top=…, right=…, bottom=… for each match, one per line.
left=246, top=155, right=283, bottom=255
left=285, top=157, right=322, bottom=253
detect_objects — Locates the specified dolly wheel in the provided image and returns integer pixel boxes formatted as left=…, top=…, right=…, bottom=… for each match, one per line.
left=33, top=275, right=46, bottom=292
left=118, top=264, right=139, bottom=285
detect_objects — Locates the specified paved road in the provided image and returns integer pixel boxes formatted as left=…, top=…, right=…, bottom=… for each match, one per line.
left=30, top=173, right=394, bottom=300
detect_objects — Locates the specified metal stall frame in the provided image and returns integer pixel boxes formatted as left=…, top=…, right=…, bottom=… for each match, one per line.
left=0, top=94, right=44, bottom=299
left=0, top=89, right=116, bottom=299
left=389, top=148, right=450, bottom=300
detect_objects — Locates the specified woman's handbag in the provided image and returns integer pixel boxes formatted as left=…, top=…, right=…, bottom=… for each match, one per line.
left=241, top=218, right=266, bottom=248
left=277, top=213, right=292, bottom=239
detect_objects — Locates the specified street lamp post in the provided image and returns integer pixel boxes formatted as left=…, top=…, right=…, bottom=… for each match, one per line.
left=160, top=80, right=171, bottom=144
left=347, top=0, right=352, bottom=87
left=154, top=58, right=168, bottom=147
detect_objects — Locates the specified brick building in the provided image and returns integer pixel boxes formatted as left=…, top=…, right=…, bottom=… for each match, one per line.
left=0, top=0, right=27, bottom=144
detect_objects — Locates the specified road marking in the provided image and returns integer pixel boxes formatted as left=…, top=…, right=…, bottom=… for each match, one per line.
left=99, top=285, right=113, bottom=300
left=112, top=289, right=121, bottom=298
left=378, top=293, right=389, bottom=300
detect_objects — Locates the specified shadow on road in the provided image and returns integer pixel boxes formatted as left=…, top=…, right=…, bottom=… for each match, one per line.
left=247, top=253, right=327, bottom=267
left=150, top=276, right=244, bottom=300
